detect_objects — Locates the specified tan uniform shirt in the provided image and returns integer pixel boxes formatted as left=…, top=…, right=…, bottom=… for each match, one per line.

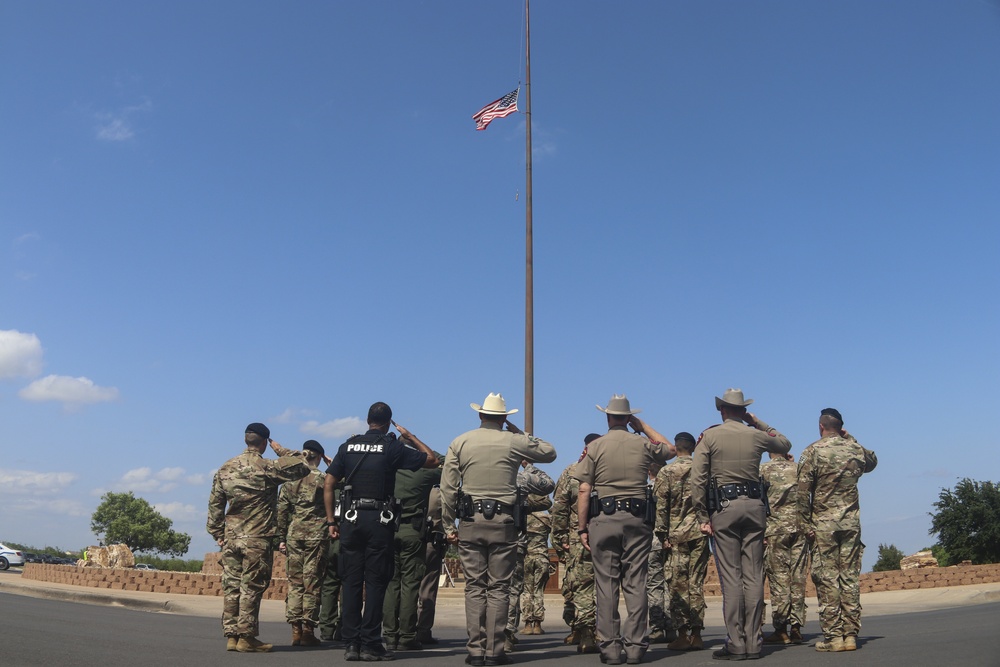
left=690, top=418, right=791, bottom=524
left=440, top=420, right=557, bottom=530
left=573, top=426, right=671, bottom=499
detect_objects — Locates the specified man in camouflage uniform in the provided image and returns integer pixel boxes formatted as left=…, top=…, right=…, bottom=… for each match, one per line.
left=277, top=440, right=330, bottom=647
left=520, top=499, right=552, bottom=635
left=655, top=432, right=709, bottom=651
left=797, top=408, right=877, bottom=653
left=760, top=450, right=809, bottom=645
left=645, top=463, right=675, bottom=644
left=319, top=496, right=343, bottom=641
left=383, top=425, right=442, bottom=651
left=207, top=423, right=311, bottom=653
left=505, top=463, right=555, bottom=652
left=551, top=435, right=600, bottom=654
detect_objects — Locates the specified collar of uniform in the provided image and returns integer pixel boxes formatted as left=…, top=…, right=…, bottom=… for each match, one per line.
left=722, top=418, right=743, bottom=424
left=244, top=446, right=262, bottom=457
left=479, top=420, right=503, bottom=431
left=365, top=428, right=389, bottom=437
left=609, top=425, right=628, bottom=432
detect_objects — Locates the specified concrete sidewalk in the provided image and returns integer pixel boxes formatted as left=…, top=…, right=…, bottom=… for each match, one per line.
left=4, top=568, right=1000, bottom=627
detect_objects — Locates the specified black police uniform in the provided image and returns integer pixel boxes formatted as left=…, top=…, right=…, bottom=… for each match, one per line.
left=328, top=430, right=428, bottom=654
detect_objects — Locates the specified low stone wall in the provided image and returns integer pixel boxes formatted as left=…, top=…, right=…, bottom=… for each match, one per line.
left=21, top=559, right=1000, bottom=602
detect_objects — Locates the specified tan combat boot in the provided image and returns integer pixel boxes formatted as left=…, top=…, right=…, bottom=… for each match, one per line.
left=789, top=625, right=803, bottom=644
left=237, top=636, right=274, bottom=653
left=689, top=627, right=704, bottom=650
left=226, top=637, right=238, bottom=651
left=578, top=627, right=599, bottom=654
left=300, top=623, right=322, bottom=647
left=522, top=621, right=534, bottom=635
left=763, top=626, right=791, bottom=644
left=815, top=636, right=846, bottom=652
left=291, top=621, right=302, bottom=646
left=666, top=629, right=691, bottom=651
left=564, top=629, right=579, bottom=645
left=843, top=635, right=857, bottom=651
left=534, top=621, right=545, bottom=635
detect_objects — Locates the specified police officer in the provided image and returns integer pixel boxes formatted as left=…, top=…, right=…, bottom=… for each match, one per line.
left=690, top=388, right=791, bottom=661
left=324, top=402, right=439, bottom=662
left=575, top=395, right=675, bottom=666
left=415, top=484, right=446, bottom=645
left=440, top=392, right=557, bottom=667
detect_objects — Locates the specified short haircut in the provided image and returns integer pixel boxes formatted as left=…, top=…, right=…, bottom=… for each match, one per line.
left=584, top=433, right=601, bottom=445
left=675, top=432, right=696, bottom=452
left=368, top=402, right=392, bottom=426
left=820, top=413, right=843, bottom=432
left=245, top=432, right=266, bottom=448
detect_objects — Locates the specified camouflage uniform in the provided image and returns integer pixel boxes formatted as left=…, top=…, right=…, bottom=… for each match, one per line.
left=760, top=457, right=809, bottom=631
left=654, top=454, right=709, bottom=631
left=207, top=444, right=310, bottom=640
left=797, top=435, right=877, bottom=641
left=645, top=467, right=673, bottom=639
left=278, top=467, right=329, bottom=627
left=520, top=509, right=552, bottom=625
left=506, top=466, right=555, bottom=638
left=551, top=464, right=596, bottom=632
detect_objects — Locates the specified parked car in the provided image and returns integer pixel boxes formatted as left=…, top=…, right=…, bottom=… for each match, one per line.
left=135, top=563, right=158, bottom=571
left=23, top=552, right=42, bottom=564
left=0, top=543, right=26, bottom=570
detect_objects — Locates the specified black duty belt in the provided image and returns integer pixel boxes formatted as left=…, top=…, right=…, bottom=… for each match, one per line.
left=718, top=482, right=763, bottom=500
left=351, top=498, right=393, bottom=511
left=473, top=499, right=514, bottom=516
left=598, top=497, right=647, bottom=516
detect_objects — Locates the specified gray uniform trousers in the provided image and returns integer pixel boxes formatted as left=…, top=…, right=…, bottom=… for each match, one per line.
left=589, top=510, right=653, bottom=662
left=458, top=513, right=519, bottom=659
left=711, top=496, right=767, bottom=656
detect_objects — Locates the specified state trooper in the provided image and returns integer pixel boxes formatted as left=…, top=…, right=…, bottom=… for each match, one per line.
left=690, top=388, right=791, bottom=661
left=575, top=395, right=675, bottom=666
left=440, top=392, right=557, bottom=667
left=323, top=402, right=438, bottom=662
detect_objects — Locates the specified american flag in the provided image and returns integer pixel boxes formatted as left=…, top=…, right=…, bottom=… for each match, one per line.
left=472, top=88, right=519, bottom=131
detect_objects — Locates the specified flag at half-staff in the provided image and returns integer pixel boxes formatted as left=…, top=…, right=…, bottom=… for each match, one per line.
left=472, top=88, right=519, bottom=131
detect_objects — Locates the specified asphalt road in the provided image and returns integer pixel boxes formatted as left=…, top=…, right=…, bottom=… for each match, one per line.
left=5, top=591, right=1000, bottom=667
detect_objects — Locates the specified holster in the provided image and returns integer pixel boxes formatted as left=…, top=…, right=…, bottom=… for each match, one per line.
left=338, top=484, right=354, bottom=521
left=457, top=489, right=474, bottom=521
left=644, top=484, right=655, bottom=526
left=512, top=486, right=528, bottom=531
left=706, top=477, right=719, bottom=515
left=760, top=477, right=772, bottom=517
left=588, top=490, right=600, bottom=520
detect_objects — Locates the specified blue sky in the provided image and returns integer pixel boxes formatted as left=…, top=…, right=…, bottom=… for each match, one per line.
left=2, top=1, right=998, bottom=572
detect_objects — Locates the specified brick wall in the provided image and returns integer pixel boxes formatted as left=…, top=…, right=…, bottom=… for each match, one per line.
left=21, top=559, right=1000, bottom=601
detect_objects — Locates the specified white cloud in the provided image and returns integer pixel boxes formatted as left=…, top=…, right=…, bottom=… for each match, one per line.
left=18, top=375, right=119, bottom=406
left=271, top=407, right=320, bottom=424
left=0, top=468, right=78, bottom=496
left=154, top=501, right=201, bottom=523
left=94, top=99, right=152, bottom=142
left=10, top=496, right=89, bottom=517
left=111, top=467, right=203, bottom=494
left=0, top=329, right=44, bottom=379
left=300, top=417, right=365, bottom=440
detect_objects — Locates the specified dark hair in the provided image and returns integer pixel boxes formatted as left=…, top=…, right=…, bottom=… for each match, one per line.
left=675, top=432, right=696, bottom=452
left=584, top=433, right=601, bottom=445
left=245, top=432, right=266, bottom=448
left=820, top=413, right=843, bottom=432
left=820, top=407, right=843, bottom=424
left=368, top=402, right=392, bottom=426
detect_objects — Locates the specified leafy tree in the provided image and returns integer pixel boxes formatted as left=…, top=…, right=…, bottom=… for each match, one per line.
left=91, top=491, right=191, bottom=557
left=929, top=478, right=1000, bottom=566
left=872, top=543, right=906, bottom=572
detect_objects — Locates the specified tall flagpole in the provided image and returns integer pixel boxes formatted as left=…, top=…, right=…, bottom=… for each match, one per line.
left=524, top=0, right=534, bottom=434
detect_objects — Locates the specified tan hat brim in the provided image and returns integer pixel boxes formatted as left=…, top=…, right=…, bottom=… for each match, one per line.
left=471, top=403, right=519, bottom=415
left=596, top=405, right=641, bottom=415
left=715, top=397, right=754, bottom=410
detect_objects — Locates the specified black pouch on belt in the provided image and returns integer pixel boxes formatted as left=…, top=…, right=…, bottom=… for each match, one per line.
left=481, top=499, right=498, bottom=520
left=599, top=497, right=617, bottom=516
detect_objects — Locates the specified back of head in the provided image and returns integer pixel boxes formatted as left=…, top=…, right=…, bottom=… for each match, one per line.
left=368, top=402, right=392, bottom=427
left=674, top=432, right=696, bottom=453
left=245, top=422, right=270, bottom=449
left=819, top=408, right=843, bottom=433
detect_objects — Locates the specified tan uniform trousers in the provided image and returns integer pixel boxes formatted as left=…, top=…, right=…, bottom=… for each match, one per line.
left=589, top=510, right=653, bottom=662
left=710, top=496, right=767, bottom=656
left=458, top=513, right=519, bottom=659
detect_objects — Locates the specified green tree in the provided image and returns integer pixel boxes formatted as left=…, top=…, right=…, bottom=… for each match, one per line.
left=929, top=478, right=1000, bottom=566
left=872, top=543, right=906, bottom=572
left=91, top=491, right=191, bottom=556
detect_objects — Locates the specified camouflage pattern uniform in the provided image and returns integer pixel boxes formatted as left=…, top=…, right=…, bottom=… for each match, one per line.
left=760, top=457, right=809, bottom=631
left=520, top=508, right=552, bottom=625
left=645, top=470, right=674, bottom=640
left=797, top=435, right=877, bottom=642
left=506, top=466, right=555, bottom=640
left=654, top=453, right=709, bottom=632
left=551, top=464, right=596, bottom=633
left=207, top=444, right=310, bottom=640
left=278, top=467, right=329, bottom=627
left=319, top=484, right=342, bottom=640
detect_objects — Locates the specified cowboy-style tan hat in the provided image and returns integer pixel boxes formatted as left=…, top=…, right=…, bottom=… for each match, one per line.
left=596, top=394, right=641, bottom=415
left=471, top=392, right=519, bottom=415
left=715, top=388, right=754, bottom=410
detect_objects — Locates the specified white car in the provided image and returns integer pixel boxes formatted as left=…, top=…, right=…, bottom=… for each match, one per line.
left=0, top=543, right=26, bottom=570
left=135, top=563, right=158, bottom=571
